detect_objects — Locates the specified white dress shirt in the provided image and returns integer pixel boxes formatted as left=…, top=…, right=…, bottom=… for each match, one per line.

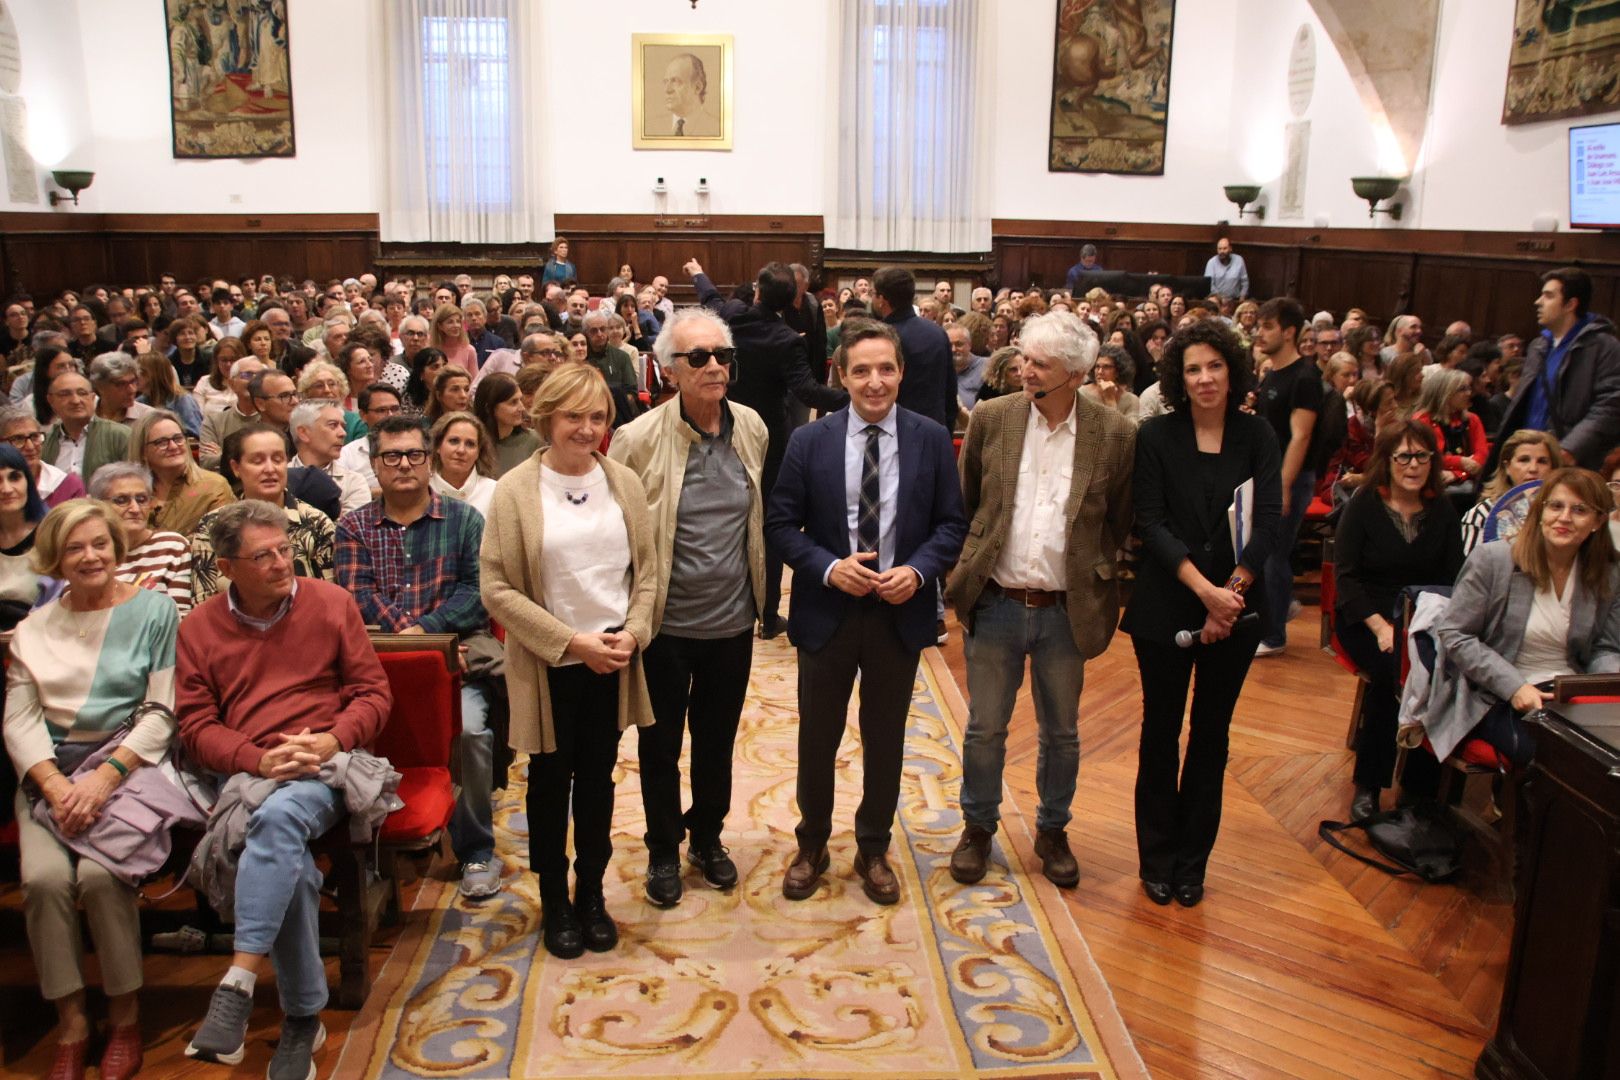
left=834, top=407, right=901, bottom=581
left=338, top=437, right=379, bottom=495
left=55, top=425, right=88, bottom=474
left=992, top=398, right=1078, bottom=592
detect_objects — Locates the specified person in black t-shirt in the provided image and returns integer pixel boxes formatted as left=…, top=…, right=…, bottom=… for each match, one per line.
left=1251, top=297, right=1320, bottom=655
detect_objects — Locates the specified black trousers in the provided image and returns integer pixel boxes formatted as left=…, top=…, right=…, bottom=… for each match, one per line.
left=1334, top=617, right=1440, bottom=795
left=528, top=664, right=624, bottom=895
left=761, top=450, right=784, bottom=622
left=1132, top=629, right=1258, bottom=887
left=795, top=600, right=918, bottom=856
left=639, top=629, right=754, bottom=862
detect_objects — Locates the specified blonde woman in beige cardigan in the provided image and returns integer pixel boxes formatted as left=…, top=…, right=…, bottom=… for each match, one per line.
left=480, top=365, right=656, bottom=961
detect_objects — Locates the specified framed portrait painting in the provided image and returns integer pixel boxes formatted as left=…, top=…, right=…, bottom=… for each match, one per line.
left=165, top=0, right=296, bottom=159
left=1047, top=0, right=1176, bottom=175
left=631, top=33, right=733, bottom=151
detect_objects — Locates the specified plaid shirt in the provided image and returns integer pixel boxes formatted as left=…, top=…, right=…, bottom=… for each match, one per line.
left=334, top=492, right=485, bottom=635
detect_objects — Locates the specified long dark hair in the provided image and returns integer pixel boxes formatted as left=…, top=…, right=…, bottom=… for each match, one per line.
left=405, top=347, right=446, bottom=408
left=31, top=345, right=73, bottom=424
left=473, top=371, right=521, bottom=438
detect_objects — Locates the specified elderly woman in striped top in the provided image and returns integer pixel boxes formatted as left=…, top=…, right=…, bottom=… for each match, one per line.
left=3, top=499, right=180, bottom=1080
left=91, top=462, right=193, bottom=616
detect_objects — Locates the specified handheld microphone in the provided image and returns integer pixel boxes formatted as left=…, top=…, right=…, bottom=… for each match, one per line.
left=1174, top=611, right=1258, bottom=648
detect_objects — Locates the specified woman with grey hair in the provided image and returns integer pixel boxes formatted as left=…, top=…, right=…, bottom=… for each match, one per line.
left=0, top=403, right=85, bottom=507
left=90, top=461, right=194, bottom=615
left=1414, top=366, right=1488, bottom=492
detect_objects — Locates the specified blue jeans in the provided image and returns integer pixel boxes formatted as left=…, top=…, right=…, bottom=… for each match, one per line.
left=449, top=683, right=494, bottom=864
left=1261, top=469, right=1316, bottom=648
left=232, top=779, right=345, bottom=1018
left=960, top=593, right=1085, bottom=832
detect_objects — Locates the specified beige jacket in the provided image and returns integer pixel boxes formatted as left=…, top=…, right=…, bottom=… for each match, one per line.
left=944, top=390, right=1136, bottom=660
left=606, top=396, right=768, bottom=632
left=480, top=450, right=657, bottom=755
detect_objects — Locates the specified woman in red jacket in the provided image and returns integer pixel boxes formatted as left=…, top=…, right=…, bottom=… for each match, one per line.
left=1414, top=368, right=1488, bottom=490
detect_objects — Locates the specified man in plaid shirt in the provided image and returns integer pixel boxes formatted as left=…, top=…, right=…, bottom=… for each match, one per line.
left=334, top=415, right=502, bottom=900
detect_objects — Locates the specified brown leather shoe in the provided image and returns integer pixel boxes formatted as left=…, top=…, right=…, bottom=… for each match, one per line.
left=782, top=846, right=829, bottom=900
left=853, top=850, right=900, bottom=905
left=1034, top=828, right=1080, bottom=888
left=99, top=1025, right=143, bottom=1080
left=949, top=824, right=994, bottom=884
left=47, top=1039, right=87, bottom=1080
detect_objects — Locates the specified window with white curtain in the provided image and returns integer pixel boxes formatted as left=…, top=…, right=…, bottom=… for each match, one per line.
left=382, top=0, right=547, bottom=244
left=828, top=0, right=991, bottom=253
left=420, top=15, right=510, bottom=211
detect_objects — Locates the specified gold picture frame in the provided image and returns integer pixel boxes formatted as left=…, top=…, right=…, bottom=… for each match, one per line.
left=631, top=33, right=733, bottom=151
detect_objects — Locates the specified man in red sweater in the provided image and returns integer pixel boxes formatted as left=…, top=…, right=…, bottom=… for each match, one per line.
left=176, top=500, right=390, bottom=1080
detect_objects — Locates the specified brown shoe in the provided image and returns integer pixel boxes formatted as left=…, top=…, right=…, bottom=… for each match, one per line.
left=949, top=824, right=994, bottom=884
left=853, top=850, right=900, bottom=905
left=782, top=846, right=829, bottom=901
left=1034, top=828, right=1080, bottom=888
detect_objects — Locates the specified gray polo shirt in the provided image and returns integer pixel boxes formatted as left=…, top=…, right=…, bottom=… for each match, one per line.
left=660, top=402, right=755, bottom=638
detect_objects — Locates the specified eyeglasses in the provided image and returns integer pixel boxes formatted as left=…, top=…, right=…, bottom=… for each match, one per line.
left=1392, top=451, right=1433, bottom=466
left=4, top=432, right=44, bottom=448
left=531, top=348, right=564, bottom=359
left=146, top=433, right=187, bottom=450
left=228, top=541, right=294, bottom=568
left=254, top=391, right=300, bottom=404
left=1607, top=480, right=1620, bottom=492
left=401, top=329, right=428, bottom=338
left=1545, top=500, right=1597, bottom=519
left=376, top=449, right=429, bottom=468
left=109, top=376, right=139, bottom=389
left=366, top=404, right=403, bottom=418
left=671, top=347, right=738, bottom=367
left=107, top=493, right=151, bottom=508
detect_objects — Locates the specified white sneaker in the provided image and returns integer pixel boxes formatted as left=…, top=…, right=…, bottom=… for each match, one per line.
left=1254, top=641, right=1286, bottom=657
left=458, top=859, right=503, bottom=900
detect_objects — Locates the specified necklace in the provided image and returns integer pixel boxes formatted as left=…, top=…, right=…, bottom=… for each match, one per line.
left=564, top=490, right=588, bottom=505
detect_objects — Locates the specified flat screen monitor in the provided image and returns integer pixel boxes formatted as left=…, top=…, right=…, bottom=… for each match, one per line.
left=1571, top=121, right=1620, bottom=230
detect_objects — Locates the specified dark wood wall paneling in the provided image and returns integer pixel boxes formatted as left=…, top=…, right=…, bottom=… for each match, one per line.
left=7, top=211, right=1620, bottom=343
left=993, top=221, right=1620, bottom=341
left=0, top=213, right=380, bottom=299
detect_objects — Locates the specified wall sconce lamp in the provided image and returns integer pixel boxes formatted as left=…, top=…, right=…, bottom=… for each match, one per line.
left=47, top=170, right=95, bottom=207
left=1223, top=184, right=1265, bottom=221
left=1350, top=176, right=1404, bottom=221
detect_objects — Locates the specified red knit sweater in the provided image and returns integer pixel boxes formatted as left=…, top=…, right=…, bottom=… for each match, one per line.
left=177, top=578, right=392, bottom=777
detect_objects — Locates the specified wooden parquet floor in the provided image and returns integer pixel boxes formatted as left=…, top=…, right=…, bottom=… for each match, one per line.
left=939, top=602, right=1513, bottom=1079
left=0, top=603, right=1510, bottom=1078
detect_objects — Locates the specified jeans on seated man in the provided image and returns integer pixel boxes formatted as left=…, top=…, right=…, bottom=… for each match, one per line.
left=176, top=501, right=391, bottom=1080
left=334, top=414, right=500, bottom=898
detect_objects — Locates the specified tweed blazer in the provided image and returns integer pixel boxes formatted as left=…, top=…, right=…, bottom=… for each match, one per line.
left=1425, top=540, right=1620, bottom=761
left=606, top=396, right=768, bottom=632
left=480, top=450, right=657, bottom=755
left=945, top=389, right=1136, bottom=659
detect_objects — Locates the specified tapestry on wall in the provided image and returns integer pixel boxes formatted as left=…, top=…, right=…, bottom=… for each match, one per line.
left=165, top=0, right=295, bottom=158
left=1502, top=0, right=1620, bottom=125
left=1047, top=0, right=1175, bottom=175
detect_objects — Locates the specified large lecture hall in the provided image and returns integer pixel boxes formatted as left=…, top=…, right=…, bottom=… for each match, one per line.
left=0, top=0, right=1618, bottom=1078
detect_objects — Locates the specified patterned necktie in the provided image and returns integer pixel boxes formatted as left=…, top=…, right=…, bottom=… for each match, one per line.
left=676, top=118, right=686, bottom=136
left=858, top=424, right=882, bottom=555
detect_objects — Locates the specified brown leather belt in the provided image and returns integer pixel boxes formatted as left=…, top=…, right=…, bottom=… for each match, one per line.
left=991, top=582, right=1066, bottom=608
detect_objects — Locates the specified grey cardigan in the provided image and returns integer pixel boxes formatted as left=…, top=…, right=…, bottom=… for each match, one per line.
left=1425, top=541, right=1620, bottom=761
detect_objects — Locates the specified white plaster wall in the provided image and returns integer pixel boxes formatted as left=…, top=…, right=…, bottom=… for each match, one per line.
left=69, top=0, right=383, bottom=214
left=987, top=0, right=1242, bottom=224
left=2, top=0, right=97, bottom=210
left=538, top=0, right=827, bottom=216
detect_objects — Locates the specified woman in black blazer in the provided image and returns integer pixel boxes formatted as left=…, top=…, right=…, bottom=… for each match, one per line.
left=1334, top=419, right=1464, bottom=821
left=1121, top=320, right=1282, bottom=908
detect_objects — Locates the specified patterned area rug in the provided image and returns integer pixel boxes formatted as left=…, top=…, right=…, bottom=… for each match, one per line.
left=333, top=643, right=1145, bottom=1080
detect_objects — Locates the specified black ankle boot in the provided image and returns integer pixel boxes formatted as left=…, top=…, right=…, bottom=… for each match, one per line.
left=541, top=886, right=584, bottom=959
left=574, top=885, right=618, bottom=953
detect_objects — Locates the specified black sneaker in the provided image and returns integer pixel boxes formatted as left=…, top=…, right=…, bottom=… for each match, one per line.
left=185, top=981, right=254, bottom=1065
left=687, top=842, right=738, bottom=889
left=267, top=1014, right=326, bottom=1080
left=645, top=859, right=683, bottom=907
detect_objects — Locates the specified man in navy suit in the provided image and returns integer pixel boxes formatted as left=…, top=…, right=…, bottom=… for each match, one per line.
left=766, top=319, right=967, bottom=906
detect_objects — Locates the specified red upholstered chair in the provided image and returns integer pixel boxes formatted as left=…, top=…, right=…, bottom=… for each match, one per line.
left=320, top=633, right=461, bottom=1009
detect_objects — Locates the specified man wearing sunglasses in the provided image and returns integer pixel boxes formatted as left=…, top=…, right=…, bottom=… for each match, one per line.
left=686, top=257, right=849, bottom=639
left=607, top=308, right=769, bottom=909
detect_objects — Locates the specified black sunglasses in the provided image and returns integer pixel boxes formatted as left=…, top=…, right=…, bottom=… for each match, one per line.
left=672, top=347, right=738, bottom=370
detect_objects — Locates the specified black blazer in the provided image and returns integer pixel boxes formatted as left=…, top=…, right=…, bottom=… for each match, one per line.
left=1333, top=483, right=1464, bottom=625
left=1120, top=412, right=1283, bottom=644
left=782, top=291, right=829, bottom=384
left=693, top=273, right=847, bottom=457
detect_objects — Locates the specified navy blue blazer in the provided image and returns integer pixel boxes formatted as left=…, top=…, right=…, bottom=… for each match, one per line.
left=765, top=406, right=967, bottom=654
left=884, top=310, right=958, bottom=432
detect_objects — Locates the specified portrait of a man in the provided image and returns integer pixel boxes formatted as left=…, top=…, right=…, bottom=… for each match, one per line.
left=632, top=34, right=733, bottom=150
